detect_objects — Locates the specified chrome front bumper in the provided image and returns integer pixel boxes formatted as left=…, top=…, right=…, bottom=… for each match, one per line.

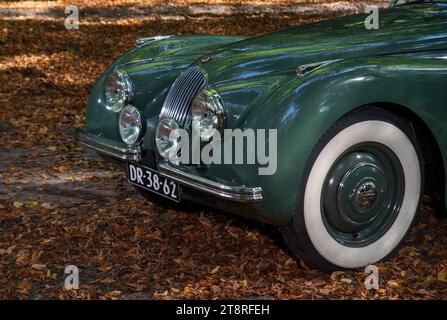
left=75, top=128, right=142, bottom=161
left=74, top=129, right=263, bottom=203
left=158, top=161, right=262, bottom=203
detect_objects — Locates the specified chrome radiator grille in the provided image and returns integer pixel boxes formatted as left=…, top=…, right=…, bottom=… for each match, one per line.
left=160, top=66, right=207, bottom=127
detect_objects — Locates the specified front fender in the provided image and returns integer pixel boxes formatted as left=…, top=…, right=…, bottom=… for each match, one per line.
left=237, top=52, right=447, bottom=225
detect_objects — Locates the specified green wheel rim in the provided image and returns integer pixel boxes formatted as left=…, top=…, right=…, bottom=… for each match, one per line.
left=321, top=142, right=405, bottom=247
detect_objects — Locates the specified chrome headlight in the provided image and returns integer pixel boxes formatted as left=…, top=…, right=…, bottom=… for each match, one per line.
left=105, top=69, right=134, bottom=113
left=191, top=89, right=225, bottom=140
left=119, top=105, right=144, bottom=145
left=156, top=117, right=181, bottom=162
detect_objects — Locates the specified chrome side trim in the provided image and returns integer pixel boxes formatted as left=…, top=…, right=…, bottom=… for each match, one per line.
left=158, top=161, right=263, bottom=203
left=296, top=59, right=341, bottom=77
left=74, top=128, right=142, bottom=161
left=135, top=35, right=172, bottom=48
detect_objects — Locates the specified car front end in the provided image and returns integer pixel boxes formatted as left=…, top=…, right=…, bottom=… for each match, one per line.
left=74, top=34, right=281, bottom=224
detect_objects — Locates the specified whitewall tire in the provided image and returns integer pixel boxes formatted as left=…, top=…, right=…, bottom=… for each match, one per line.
left=281, top=107, right=423, bottom=271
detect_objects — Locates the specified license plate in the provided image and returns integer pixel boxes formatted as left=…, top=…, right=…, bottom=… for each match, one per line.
left=127, top=163, right=180, bottom=202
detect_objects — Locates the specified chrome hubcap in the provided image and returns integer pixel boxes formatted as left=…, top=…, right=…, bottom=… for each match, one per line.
left=351, top=180, right=378, bottom=213
left=321, top=143, right=405, bottom=247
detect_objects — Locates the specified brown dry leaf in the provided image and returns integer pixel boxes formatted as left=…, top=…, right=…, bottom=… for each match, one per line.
left=24, top=201, right=39, bottom=208
left=55, top=165, right=71, bottom=173
left=41, top=239, right=53, bottom=245
left=41, top=202, right=53, bottom=209
left=198, top=214, right=212, bottom=228
left=134, top=226, right=143, bottom=240
left=16, top=280, right=32, bottom=294
left=100, top=277, right=115, bottom=285
left=437, top=269, right=447, bottom=282
left=319, top=288, right=331, bottom=295
left=226, top=226, right=239, bottom=239
left=104, top=290, right=121, bottom=299
left=15, top=250, right=30, bottom=266
left=13, top=201, right=23, bottom=208
left=31, top=263, right=46, bottom=271
left=98, top=264, right=113, bottom=272
left=387, top=280, right=400, bottom=289
left=38, top=126, right=48, bottom=134
left=330, top=271, right=345, bottom=281
left=313, top=280, right=326, bottom=287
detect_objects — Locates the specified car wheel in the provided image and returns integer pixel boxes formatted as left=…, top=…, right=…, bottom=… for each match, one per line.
left=281, top=107, right=423, bottom=272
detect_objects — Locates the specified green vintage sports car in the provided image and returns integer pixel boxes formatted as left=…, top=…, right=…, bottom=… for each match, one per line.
left=76, top=0, right=447, bottom=271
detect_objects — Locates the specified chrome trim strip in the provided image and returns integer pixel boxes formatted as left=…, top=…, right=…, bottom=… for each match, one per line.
left=74, top=128, right=142, bottom=161
left=296, top=59, right=342, bottom=77
left=158, top=161, right=263, bottom=203
left=135, top=35, right=172, bottom=48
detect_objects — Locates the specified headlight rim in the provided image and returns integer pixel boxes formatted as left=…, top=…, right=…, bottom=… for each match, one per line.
left=155, top=117, right=181, bottom=162
left=105, top=69, right=134, bottom=113
left=118, top=105, right=145, bottom=146
left=191, top=88, right=225, bottom=140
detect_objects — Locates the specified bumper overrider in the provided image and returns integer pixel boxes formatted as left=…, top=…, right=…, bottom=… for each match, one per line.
left=74, top=128, right=263, bottom=203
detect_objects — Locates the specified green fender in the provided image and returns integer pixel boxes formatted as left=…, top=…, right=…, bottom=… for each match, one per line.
left=235, top=51, right=447, bottom=225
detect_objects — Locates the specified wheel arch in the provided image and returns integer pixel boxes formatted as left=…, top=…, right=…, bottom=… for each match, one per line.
left=309, top=101, right=447, bottom=217
left=372, top=102, right=446, bottom=217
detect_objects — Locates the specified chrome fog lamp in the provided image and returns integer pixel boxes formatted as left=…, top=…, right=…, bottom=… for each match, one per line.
left=156, top=117, right=181, bottom=162
left=191, top=89, right=225, bottom=140
left=105, top=69, right=134, bottom=113
left=119, top=105, right=144, bottom=146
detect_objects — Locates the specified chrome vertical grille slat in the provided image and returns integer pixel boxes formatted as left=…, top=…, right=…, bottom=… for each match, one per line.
left=160, top=67, right=207, bottom=127
left=173, top=71, right=203, bottom=123
left=169, top=70, right=191, bottom=118
left=171, top=70, right=198, bottom=121
left=163, top=68, right=193, bottom=120
left=179, top=73, right=206, bottom=125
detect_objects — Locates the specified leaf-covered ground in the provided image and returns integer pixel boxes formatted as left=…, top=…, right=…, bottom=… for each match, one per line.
left=0, top=0, right=446, bottom=299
